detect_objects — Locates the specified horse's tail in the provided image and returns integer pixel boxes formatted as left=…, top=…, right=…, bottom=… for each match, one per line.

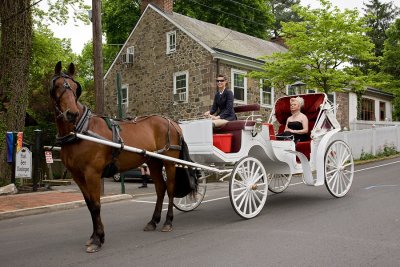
left=173, top=138, right=199, bottom=198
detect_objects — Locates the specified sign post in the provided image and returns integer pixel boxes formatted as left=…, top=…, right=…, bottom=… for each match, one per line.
left=15, top=147, right=32, bottom=179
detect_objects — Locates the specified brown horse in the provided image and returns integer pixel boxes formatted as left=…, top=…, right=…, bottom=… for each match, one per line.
left=50, top=62, right=197, bottom=253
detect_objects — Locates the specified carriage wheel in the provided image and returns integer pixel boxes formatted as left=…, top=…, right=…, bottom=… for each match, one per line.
left=267, top=173, right=292, bottom=193
left=324, top=140, right=354, bottom=198
left=173, top=171, right=207, bottom=212
left=229, top=157, right=268, bottom=219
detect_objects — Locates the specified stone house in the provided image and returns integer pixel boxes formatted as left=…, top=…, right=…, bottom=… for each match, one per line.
left=103, top=0, right=394, bottom=131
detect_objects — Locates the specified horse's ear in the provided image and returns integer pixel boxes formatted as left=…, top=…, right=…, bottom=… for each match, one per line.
left=55, top=61, right=62, bottom=75
left=68, top=63, right=75, bottom=76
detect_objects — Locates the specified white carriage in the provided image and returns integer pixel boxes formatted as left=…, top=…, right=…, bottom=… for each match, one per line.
left=177, top=93, right=354, bottom=218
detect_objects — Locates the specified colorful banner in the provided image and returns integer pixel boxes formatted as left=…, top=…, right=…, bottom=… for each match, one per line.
left=17, top=132, right=23, bottom=153
left=6, top=132, right=13, bottom=163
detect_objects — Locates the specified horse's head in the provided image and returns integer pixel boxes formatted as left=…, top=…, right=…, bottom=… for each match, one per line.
left=50, top=61, right=82, bottom=124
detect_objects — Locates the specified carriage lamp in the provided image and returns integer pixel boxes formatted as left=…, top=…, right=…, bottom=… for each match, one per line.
left=290, top=81, right=307, bottom=95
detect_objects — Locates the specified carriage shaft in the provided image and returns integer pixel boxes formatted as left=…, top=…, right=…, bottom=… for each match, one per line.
left=74, top=132, right=228, bottom=174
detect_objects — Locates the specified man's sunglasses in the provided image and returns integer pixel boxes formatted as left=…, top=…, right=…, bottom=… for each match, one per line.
left=216, top=80, right=225, bottom=83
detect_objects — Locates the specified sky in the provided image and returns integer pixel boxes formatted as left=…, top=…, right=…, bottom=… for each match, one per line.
left=45, top=0, right=398, bottom=54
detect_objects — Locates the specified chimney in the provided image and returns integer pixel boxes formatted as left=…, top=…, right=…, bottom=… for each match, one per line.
left=141, top=0, right=173, bottom=14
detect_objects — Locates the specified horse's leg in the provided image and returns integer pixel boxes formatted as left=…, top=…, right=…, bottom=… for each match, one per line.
left=143, top=160, right=166, bottom=231
left=161, top=162, right=177, bottom=232
left=74, top=170, right=104, bottom=253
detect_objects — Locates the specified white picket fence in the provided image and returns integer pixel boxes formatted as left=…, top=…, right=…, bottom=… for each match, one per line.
left=332, top=125, right=400, bottom=159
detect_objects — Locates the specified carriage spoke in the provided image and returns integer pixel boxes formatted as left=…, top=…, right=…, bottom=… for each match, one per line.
left=230, top=157, right=268, bottom=219
left=325, top=140, right=354, bottom=198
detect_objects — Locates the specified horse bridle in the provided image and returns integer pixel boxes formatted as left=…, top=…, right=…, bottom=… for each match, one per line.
left=50, top=74, right=81, bottom=120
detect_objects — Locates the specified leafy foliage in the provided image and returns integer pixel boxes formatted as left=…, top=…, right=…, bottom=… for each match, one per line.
left=269, top=0, right=302, bottom=38
left=102, top=0, right=141, bottom=45
left=174, top=0, right=274, bottom=39
left=251, top=0, right=375, bottom=94
left=362, top=0, right=400, bottom=57
left=381, top=18, right=400, bottom=120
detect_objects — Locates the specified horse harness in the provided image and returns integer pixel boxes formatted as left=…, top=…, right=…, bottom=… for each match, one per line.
left=51, top=73, right=182, bottom=157
left=50, top=73, right=82, bottom=120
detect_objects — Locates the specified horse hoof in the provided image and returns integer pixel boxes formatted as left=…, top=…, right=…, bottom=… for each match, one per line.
left=143, top=222, right=156, bottom=231
left=161, top=224, right=172, bottom=232
left=85, top=238, right=94, bottom=246
left=86, top=244, right=101, bottom=253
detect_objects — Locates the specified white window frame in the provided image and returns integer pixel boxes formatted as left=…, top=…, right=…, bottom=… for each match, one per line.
left=126, top=46, right=134, bottom=63
left=173, top=71, right=188, bottom=103
left=121, top=84, right=129, bottom=112
left=260, top=79, right=274, bottom=107
left=166, top=31, right=176, bottom=54
left=231, top=69, right=247, bottom=104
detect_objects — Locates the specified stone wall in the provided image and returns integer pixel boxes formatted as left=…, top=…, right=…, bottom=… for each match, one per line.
left=103, top=8, right=275, bottom=122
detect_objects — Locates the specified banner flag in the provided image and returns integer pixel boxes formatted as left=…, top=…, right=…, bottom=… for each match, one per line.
left=6, top=132, right=13, bottom=163
left=17, top=132, right=23, bottom=152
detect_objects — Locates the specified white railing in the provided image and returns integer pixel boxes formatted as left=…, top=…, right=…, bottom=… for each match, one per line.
left=332, top=125, right=400, bottom=159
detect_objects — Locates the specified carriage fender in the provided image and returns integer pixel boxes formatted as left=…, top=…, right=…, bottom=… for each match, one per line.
left=315, top=129, right=341, bottom=186
left=248, top=144, right=291, bottom=175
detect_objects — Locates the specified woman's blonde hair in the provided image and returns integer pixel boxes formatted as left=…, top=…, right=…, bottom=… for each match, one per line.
left=290, top=96, right=304, bottom=107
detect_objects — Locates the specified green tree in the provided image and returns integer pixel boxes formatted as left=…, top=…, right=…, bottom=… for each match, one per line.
left=363, top=0, right=399, bottom=58
left=382, top=18, right=400, bottom=119
left=27, top=26, right=77, bottom=146
left=102, top=0, right=141, bottom=45
left=0, top=0, right=86, bottom=185
left=174, top=0, right=274, bottom=39
left=269, top=0, right=301, bottom=38
left=251, top=0, right=375, bottom=95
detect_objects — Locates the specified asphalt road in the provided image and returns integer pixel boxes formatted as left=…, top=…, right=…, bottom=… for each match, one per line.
left=0, top=157, right=399, bottom=267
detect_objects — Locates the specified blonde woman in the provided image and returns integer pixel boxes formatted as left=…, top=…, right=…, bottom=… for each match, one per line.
left=279, top=96, right=309, bottom=142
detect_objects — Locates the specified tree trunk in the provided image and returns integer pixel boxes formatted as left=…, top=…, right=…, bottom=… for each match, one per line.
left=0, top=0, right=32, bottom=185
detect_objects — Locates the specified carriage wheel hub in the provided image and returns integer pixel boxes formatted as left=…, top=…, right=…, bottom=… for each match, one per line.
left=251, top=184, right=258, bottom=190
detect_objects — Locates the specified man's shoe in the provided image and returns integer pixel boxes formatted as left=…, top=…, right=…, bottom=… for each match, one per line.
left=138, top=185, right=147, bottom=188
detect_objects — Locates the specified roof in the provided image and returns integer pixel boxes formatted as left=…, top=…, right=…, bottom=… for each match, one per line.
left=105, top=4, right=287, bottom=78
left=163, top=11, right=287, bottom=66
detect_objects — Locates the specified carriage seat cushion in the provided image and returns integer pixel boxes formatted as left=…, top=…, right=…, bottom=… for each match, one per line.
left=296, top=141, right=311, bottom=160
left=211, top=104, right=259, bottom=153
left=214, top=121, right=256, bottom=153
left=233, top=104, right=260, bottom=113
left=215, top=120, right=256, bottom=132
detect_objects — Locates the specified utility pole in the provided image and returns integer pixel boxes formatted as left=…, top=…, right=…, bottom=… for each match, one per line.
left=92, top=0, right=104, bottom=115
left=92, top=0, right=104, bottom=195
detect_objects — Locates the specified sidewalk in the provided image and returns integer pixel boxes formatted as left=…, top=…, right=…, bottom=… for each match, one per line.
left=0, top=180, right=154, bottom=220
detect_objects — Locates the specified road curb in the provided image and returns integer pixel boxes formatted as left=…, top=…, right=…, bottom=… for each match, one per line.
left=0, top=194, right=133, bottom=221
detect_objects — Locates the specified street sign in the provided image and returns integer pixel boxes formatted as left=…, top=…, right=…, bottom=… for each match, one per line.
left=15, top=147, right=32, bottom=179
left=45, top=151, right=54, bottom=164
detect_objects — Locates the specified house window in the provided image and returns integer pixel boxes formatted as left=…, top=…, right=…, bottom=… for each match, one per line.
left=166, top=31, right=176, bottom=54
left=126, top=46, right=134, bottom=63
left=173, top=71, right=188, bottom=103
left=232, top=70, right=247, bottom=103
left=260, top=79, right=273, bottom=107
left=379, top=101, right=386, bottom=121
left=121, top=84, right=129, bottom=111
left=361, top=98, right=375, bottom=121
left=122, top=46, right=134, bottom=64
